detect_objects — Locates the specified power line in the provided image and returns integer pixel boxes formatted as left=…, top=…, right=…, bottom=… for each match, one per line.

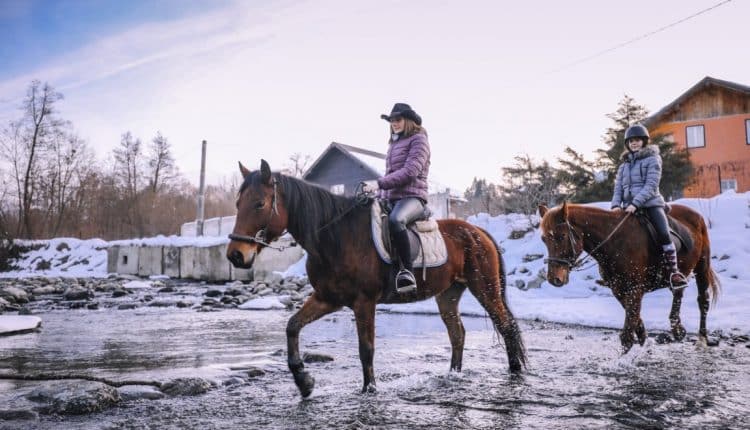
left=548, top=0, right=733, bottom=74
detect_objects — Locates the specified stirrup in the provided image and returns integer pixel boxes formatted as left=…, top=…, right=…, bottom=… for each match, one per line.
left=669, top=273, right=688, bottom=291
left=395, top=269, right=417, bottom=294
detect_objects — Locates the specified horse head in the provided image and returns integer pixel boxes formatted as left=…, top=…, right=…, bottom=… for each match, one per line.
left=538, top=202, right=584, bottom=287
left=226, top=159, right=289, bottom=269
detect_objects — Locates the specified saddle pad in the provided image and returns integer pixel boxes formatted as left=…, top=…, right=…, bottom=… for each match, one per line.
left=370, top=202, right=448, bottom=268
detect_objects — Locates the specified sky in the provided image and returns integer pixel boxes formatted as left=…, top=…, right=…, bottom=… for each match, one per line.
left=3, top=190, right=748, bottom=338
left=1, top=0, right=748, bottom=192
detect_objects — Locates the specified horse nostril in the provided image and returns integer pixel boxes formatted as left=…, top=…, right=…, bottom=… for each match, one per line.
left=228, top=250, right=244, bottom=266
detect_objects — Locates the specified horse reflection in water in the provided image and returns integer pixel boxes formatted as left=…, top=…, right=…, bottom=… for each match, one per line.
left=538, top=202, right=720, bottom=352
left=227, top=160, right=526, bottom=397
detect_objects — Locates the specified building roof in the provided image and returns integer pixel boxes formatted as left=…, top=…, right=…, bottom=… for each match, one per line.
left=644, top=76, right=750, bottom=127
left=303, top=142, right=385, bottom=180
left=303, top=141, right=465, bottom=200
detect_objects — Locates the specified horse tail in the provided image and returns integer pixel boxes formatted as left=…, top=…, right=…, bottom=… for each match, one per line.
left=695, top=217, right=721, bottom=307
left=476, top=226, right=528, bottom=370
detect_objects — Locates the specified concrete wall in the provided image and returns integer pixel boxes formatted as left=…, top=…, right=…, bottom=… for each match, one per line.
left=137, top=246, right=163, bottom=277
left=163, top=246, right=180, bottom=278
left=107, top=241, right=302, bottom=282
left=181, top=216, right=236, bottom=237
left=109, top=246, right=139, bottom=275
left=179, top=245, right=232, bottom=281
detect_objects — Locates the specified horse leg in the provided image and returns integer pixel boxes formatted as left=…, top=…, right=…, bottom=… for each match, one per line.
left=613, top=290, right=646, bottom=352
left=352, top=296, right=377, bottom=393
left=436, top=283, right=467, bottom=372
left=287, top=292, right=340, bottom=398
left=668, top=288, right=687, bottom=341
left=694, top=258, right=711, bottom=343
left=466, top=278, right=526, bottom=373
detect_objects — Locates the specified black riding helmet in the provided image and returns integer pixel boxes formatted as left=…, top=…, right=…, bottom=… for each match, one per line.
left=624, top=124, right=650, bottom=144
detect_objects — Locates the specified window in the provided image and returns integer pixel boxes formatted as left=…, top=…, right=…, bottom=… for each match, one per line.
left=686, top=125, right=705, bottom=148
left=330, top=184, right=345, bottom=195
left=720, top=179, right=737, bottom=193
left=746, top=119, right=750, bottom=144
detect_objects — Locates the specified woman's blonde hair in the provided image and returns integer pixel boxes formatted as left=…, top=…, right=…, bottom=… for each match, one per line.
left=388, top=118, right=426, bottom=142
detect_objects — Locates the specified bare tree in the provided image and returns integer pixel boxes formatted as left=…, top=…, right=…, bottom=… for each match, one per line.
left=1, top=81, right=65, bottom=237
left=283, top=153, right=312, bottom=178
left=147, top=131, right=177, bottom=193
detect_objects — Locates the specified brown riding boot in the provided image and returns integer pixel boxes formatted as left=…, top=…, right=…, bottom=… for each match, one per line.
left=663, top=244, right=688, bottom=290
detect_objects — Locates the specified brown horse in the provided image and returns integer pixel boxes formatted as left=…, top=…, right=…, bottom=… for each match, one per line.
left=226, top=160, right=526, bottom=397
left=538, top=202, right=720, bottom=352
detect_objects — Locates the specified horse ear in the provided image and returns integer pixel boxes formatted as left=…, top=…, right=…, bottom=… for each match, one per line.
left=561, top=201, right=569, bottom=220
left=538, top=205, right=548, bottom=217
left=238, top=162, right=251, bottom=179
left=260, top=159, right=272, bottom=185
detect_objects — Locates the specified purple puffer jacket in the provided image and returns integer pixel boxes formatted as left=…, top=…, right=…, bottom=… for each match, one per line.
left=377, top=132, right=430, bottom=201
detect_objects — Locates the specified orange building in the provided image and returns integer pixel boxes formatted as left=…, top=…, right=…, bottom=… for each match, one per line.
left=644, top=76, right=750, bottom=198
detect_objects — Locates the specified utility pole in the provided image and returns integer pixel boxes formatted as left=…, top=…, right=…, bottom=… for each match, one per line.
left=196, top=140, right=207, bottom=236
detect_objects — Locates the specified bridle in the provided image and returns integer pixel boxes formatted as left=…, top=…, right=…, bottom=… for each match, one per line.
left=544, top=213, right=631, bottom=271
left=228, top=177, right=294, bottom=251
left=544, top=220, right=584, bottom=269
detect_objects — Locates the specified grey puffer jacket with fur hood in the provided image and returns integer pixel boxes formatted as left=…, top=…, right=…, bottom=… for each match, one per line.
left=611, top=144, right=666, bottom=209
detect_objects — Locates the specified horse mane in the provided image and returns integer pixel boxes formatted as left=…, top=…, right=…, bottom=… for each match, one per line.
left=241, top=171, right=362, bottom=249
left=540, top=203, right=618, bottom=231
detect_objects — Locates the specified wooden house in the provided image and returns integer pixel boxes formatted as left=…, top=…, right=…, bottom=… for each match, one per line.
left=303, top=142, right=463, bottom=218
left=643, top=76, right=750, bottom=197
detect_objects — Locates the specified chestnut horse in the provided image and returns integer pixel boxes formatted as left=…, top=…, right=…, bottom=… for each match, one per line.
left=227, top=160, right=526, bottom=397
left=538, top=202, right=720, bottom=352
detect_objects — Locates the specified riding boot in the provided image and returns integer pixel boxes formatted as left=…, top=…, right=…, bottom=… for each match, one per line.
left=663, top=243, right=688, bottom=290
left=392, top=229, right=417, bottom=294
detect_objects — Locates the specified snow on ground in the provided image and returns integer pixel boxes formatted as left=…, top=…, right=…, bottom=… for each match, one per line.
left=0, top=315, right=42, bottom=335
left=1, top=192, right=748, bottom=335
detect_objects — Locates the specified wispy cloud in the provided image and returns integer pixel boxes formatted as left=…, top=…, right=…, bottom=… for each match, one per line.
left=0, top=1, right=277, bottom=110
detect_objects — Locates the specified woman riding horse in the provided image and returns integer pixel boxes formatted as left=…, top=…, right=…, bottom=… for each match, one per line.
left=370, top=102, right=431, bottom=294
left=611, top=124, right=687, bottom=289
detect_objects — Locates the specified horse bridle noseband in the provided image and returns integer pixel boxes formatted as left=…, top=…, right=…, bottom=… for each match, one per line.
left=228, top=178, right=293, bottom=251
left=544, top=213, right=631, bottom=271
left=544, top=221, right=584, bottom=269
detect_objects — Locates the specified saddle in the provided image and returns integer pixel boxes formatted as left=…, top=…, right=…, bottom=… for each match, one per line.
left=636, top=206, right=693, bottom=253
left=370, top=200, right=448, bottom=277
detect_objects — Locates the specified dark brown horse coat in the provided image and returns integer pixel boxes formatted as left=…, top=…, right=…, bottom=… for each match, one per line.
left=227, top=160, right=526, bottom=397
left=538, top=202, right=720, bottom=352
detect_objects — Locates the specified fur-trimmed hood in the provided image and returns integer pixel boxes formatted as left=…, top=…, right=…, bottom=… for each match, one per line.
left=620, top=144, right=660, bottom=162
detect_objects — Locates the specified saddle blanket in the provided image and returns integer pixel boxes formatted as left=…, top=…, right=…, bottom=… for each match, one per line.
left=370, top=202, right=448, bottom=268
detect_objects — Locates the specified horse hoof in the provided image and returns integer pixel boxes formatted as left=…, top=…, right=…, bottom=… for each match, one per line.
left=362, top=383, right=377, bottom=394
left=296, top=372, right=315, bottom=398
left=509, top=362, right=523, bottom=374
left=672, top=326, right=687, bottom=342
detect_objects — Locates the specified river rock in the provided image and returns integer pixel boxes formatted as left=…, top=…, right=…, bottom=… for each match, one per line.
left=31, top=286, right=57, bottom=295
left=0, top=409, right=39, bottom=421
left=0, top=315, right=42, bottom=336
left=63, top=286, right=93, bottom=301
left=303, top=352, right=334, bottom=363
left=27, top=381, right=120, bottom=415
left=117, top=385, right=166, bottom=401
left=160, top=377, right=216, bottom=396
left=0, top=286, right=29, bottom=304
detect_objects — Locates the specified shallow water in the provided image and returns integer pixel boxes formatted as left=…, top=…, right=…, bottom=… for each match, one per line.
left=1, top=307, right=748, bottom=429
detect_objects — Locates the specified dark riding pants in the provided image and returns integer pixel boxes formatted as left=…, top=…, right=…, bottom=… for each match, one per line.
left=388, top=198, right=426, bottom=233
left=645, top=206, right=671, bottom=245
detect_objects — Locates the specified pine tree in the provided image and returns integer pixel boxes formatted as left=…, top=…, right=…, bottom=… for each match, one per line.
left=557, top=95, right=693, bottom=203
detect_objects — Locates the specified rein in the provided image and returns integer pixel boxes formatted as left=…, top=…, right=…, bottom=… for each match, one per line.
left=228, top=177, right=295, bottom=252
left=314, top=182, right=373, bottom=234
left=545, top=212, right=631, bottom=271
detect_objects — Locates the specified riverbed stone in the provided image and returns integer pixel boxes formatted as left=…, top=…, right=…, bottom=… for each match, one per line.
left=160, top=377, right=216, bottom=396
left=117, top=385, right=166, bottom=401
left=27, top=381, right=120, bottom=415
left=63, top=286, right=93, bottom=301
left=0, top=286, right=29, bottom=304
